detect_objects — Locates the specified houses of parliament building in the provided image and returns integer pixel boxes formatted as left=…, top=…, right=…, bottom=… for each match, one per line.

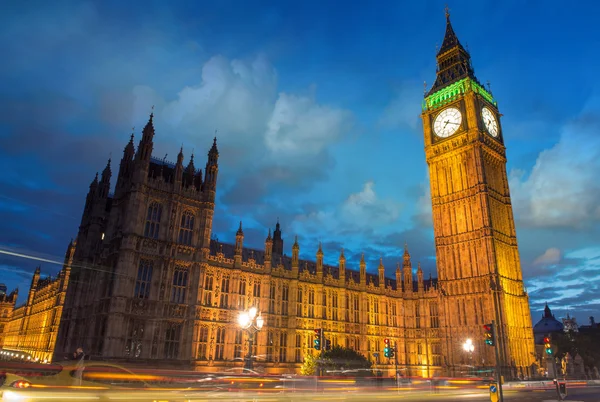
left=0, top=12, right=536, bottom=377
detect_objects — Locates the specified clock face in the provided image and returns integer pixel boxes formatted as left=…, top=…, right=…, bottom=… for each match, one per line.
left=481, top=107, right=499, bottom=137
left=433, top=107, right=462, bottom=138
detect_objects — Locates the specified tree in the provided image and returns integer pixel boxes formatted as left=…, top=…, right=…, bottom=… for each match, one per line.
left=554, top=330, right=600, bottom=370
left=321, top=346, right=372, bottom=375
left=300, top=353, right=318, bottom=376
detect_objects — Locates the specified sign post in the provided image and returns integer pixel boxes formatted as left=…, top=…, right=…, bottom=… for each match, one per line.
left=489, top=382, right=499, bottom=402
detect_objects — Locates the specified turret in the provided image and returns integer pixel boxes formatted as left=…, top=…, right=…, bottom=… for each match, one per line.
left=316, top=242, right=323, bottom=279
left=234, top=221, right=243, bottom=267
left=338, top=249, right=346, bottom=283
left=175, top=147, right=184, bottom=184
left=83, top=173, right=99, bottom=218
left=272, top=219, right=284, bottom=255
left=360, top=253, right=366, bottom=285
left=292, top=235, right=299, bottom=275
left=203, top=137, right=219, bottom=197
left=135, top=112, right=155, bottom=164
left=264, top=229, right=273, bottom=271
left=98, top=159, right=112, bottom=199
left=378, top=257, right=385, bottom=288
left=417, top=262, right=424, bottom=292
left=395, top=263, right=402, bottom=291
left=185, top=153, right=196, bottom=188
left=31, top=267, right=41, bottom=289
left=194, top=168, right=203, bottom=191
left=118, top=133, right=135, bottom=180
left=403, top=244, right=412, bottom=292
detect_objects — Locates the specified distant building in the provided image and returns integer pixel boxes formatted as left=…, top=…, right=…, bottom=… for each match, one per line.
left=0, top=286, right=18, bottom=349
left=533, top=303, right=564, bottom=344
left=1, top=244, right=73, bottom=363
left=562, top=313, right=579, bottom=333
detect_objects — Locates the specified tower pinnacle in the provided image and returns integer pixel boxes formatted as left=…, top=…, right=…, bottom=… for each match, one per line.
left=427, top=10, right=479, bottom=96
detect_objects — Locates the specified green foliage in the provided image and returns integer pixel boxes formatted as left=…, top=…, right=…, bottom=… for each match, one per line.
left=553, top=330, right=600, bottom=369
left=321, top=346, right=372, bottom=374
left=300, top=353, right=318, bottom=376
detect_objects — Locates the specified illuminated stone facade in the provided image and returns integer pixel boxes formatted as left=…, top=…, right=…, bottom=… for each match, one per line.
left=1, top=247, right=72, bottom=362
left=0, top=285, right=18, bottom=349
left=420, top=12, right=535, bottom=376
left=52, top=114, right=444, bottom=377
left=46, top=12, right=536, bottom=378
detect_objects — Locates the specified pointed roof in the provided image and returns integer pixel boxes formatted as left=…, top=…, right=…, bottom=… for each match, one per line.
left=427, top=9, right=480, bottom=96
left=437, top=9, right=465, bottom=56
left=209, top=137, right=219, bottom=157
left=101, top=158, right=112, bottom=181
left=142, top=111, right=155, bottom=140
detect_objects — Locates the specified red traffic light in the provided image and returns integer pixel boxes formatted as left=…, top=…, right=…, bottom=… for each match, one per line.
left=543, top=337, right=550, bottom=344
left=315, top=329, right=321, bottom=336
left=483, top=324, right=492, bottom=331
left=384, top=338, right=390, bottom=345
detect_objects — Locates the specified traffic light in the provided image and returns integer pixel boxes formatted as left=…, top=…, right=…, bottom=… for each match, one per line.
left=314, top=329, right=321, bottom=350
left=543, top=336, right=552, bottom=355
left=388, top=343, right=395, bottom=359
left=483, top=323, right=495, bottom=346
left=383, top=338, right=391, bottom=358
left=325, top=339, right=331, bottom=351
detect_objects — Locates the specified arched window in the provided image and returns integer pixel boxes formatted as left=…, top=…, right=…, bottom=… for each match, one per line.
left=144, top=202, right=162, bottom=239
left=171, top=267, right=188, bottom=304
left=178, top=211, right=195, bottom=245
left=2, top=309, right=7, bottom=318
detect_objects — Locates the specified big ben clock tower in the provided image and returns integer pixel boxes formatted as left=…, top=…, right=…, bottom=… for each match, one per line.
left=422, top=10, right=535, bottom=376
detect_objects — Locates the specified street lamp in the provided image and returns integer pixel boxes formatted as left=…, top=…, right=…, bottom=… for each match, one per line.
left=463, top=338, right=475, bottom=376
left=463, top=338, right=474, bottom=353
left=238, top=306, right=264, bottom=370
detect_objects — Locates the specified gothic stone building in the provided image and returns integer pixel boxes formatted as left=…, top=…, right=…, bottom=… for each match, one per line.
left=54, top=12, right=535, bottom=377
left=1, top=246, right=72, bottom=363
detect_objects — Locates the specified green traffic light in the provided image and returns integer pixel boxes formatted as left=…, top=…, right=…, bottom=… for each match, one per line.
left=545, top=348, right=552, bottom=355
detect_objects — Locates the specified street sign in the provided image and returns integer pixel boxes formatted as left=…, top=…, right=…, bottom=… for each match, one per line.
left=489, top=382, right=499, bottom=402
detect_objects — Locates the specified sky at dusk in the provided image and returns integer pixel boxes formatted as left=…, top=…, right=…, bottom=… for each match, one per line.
left=1, top=0, right=599, bottom=325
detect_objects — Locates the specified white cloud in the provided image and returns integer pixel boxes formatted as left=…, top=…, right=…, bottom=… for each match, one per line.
left=291, top=180, right=403, bottom=235
left=533, top=248, right=561, bottom=266
left=129, top=54, right=353, bottom=180
left=509, top=96, right=600, bottom=228
left=265, top=93, right=353, bottom=156
left=157, top=55, right=278, bottom=142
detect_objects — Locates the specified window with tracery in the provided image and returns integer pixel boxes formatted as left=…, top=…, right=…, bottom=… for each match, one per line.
left=196, top=326, right=208, bottom=359
left=144, top=202, right=162, bottom=239
left=281, top=285, right=289, bottom=315
left=234, top=330, right=243, bottom=360
left=203, top=274, right=213, bottom=306
left=134, top=259, right=153, bottom=299
left=279, top=332, right=287, bottom=362
left=171, top=266, right=188, bottom=304
left=219, top=277, right=230, bottom=308
left=215, top=327, right=225, bottom=360
left=269, top=284, right=276, bottom=314
left=178, top=211, right=195, bottom=245
left=164, top=322, right=181, bottom=359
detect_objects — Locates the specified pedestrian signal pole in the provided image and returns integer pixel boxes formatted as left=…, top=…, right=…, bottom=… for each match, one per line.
left=484, top=321, right=504, bottom=402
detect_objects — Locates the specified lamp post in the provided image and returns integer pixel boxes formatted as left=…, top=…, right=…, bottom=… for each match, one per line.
left=463, top=338, right=475, bottom=376
left=238, top=306, right=264, bottom=370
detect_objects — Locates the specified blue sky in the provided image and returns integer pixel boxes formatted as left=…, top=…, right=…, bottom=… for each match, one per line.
left=1, top=0, right=599, bottom=325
